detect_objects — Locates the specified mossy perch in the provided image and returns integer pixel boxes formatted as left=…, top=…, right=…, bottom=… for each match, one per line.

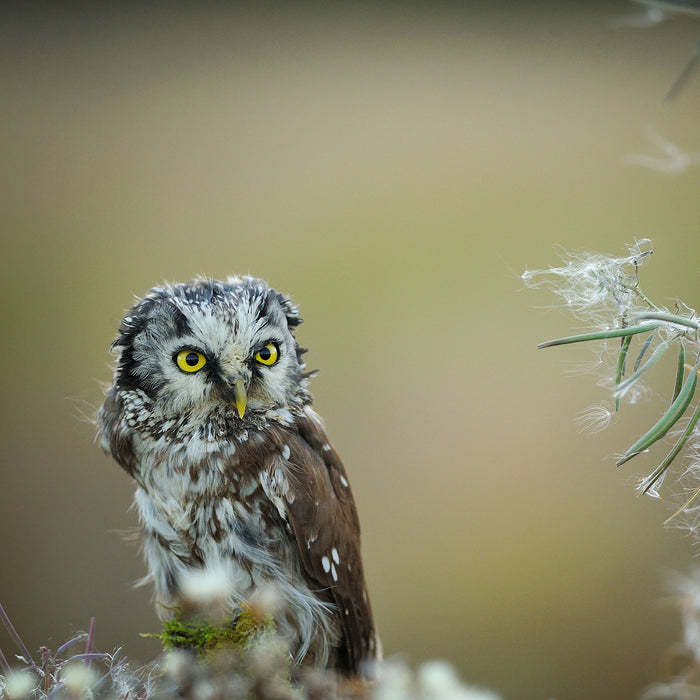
left=146, top=604, right=276, bottom=659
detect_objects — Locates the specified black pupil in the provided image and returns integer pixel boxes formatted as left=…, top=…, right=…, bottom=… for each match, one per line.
left=259, top=346, right=272, bottom=361
left=185, top=352, right=200, bottom=366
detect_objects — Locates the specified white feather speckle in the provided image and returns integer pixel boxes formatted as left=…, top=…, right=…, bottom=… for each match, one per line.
left=339, top=474, right=349, bottom=487
left=331, top=547, right=340, bottom=564
left=331, top=563, right=338, bottom=582
left=321, top=555, right=331, bottom=573
left=281, top=443, right=291, bottom=460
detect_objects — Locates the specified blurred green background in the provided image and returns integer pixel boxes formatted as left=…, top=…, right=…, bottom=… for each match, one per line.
left=2, top=2, right=700, bottom=698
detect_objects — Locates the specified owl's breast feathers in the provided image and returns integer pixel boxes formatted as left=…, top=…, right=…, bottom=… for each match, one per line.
left=100, top=395, right=379, bottom=675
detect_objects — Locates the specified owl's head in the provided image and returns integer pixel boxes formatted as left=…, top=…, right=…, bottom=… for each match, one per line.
left=109, top=276, right=311, bottom=421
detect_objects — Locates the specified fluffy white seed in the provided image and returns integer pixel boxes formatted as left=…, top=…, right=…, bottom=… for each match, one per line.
left=61, top=663, right=99, bottom=696
left=417, top=660, right=503, bottom=700
left=3, top=671, right=36, bottom=699
left=179, top=563, right=233, bottom=620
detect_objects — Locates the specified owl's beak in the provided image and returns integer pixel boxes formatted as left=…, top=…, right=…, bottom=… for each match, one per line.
left=232, top=377, right=247, bottom=418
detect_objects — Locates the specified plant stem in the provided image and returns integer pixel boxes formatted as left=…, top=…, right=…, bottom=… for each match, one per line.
left=0, top=602, right=38, bottom=673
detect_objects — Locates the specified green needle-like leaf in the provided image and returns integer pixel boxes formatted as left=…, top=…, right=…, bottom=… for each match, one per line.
left=614, top=340, right=668, bottom=399
left=634, top=0, right=700, bottom=17
left=617, top=362, right=699, bottom=466
left=633, top=333, right=655, bottom=372
left=665, top=40, right=700, bottom=103
left=615, top=335, right=632, bottom=412
left=538, top=323, right=660, bottom=349
left=628, top=311, right=700, bottom=331
left=672, top=343, right=686, bottom=403
left=640, top=399, right=700, bottom=495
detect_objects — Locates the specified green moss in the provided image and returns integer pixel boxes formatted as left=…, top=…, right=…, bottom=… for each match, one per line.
left=144, top=605, right=276, bottom=658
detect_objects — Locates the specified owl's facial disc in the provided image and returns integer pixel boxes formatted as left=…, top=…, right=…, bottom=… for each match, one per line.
left=114, top=278, right=309, bottom=422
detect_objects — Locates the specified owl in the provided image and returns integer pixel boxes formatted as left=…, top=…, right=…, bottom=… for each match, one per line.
left=97, top=276, right=380, bottom=675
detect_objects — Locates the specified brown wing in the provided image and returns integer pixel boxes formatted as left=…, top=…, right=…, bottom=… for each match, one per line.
left=283, top=408, right=379, bottom=675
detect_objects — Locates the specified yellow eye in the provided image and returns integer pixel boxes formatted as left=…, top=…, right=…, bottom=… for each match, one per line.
left=175, top=349, right=207, bottom=373
left=255, top=342, right=279, bottom=366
